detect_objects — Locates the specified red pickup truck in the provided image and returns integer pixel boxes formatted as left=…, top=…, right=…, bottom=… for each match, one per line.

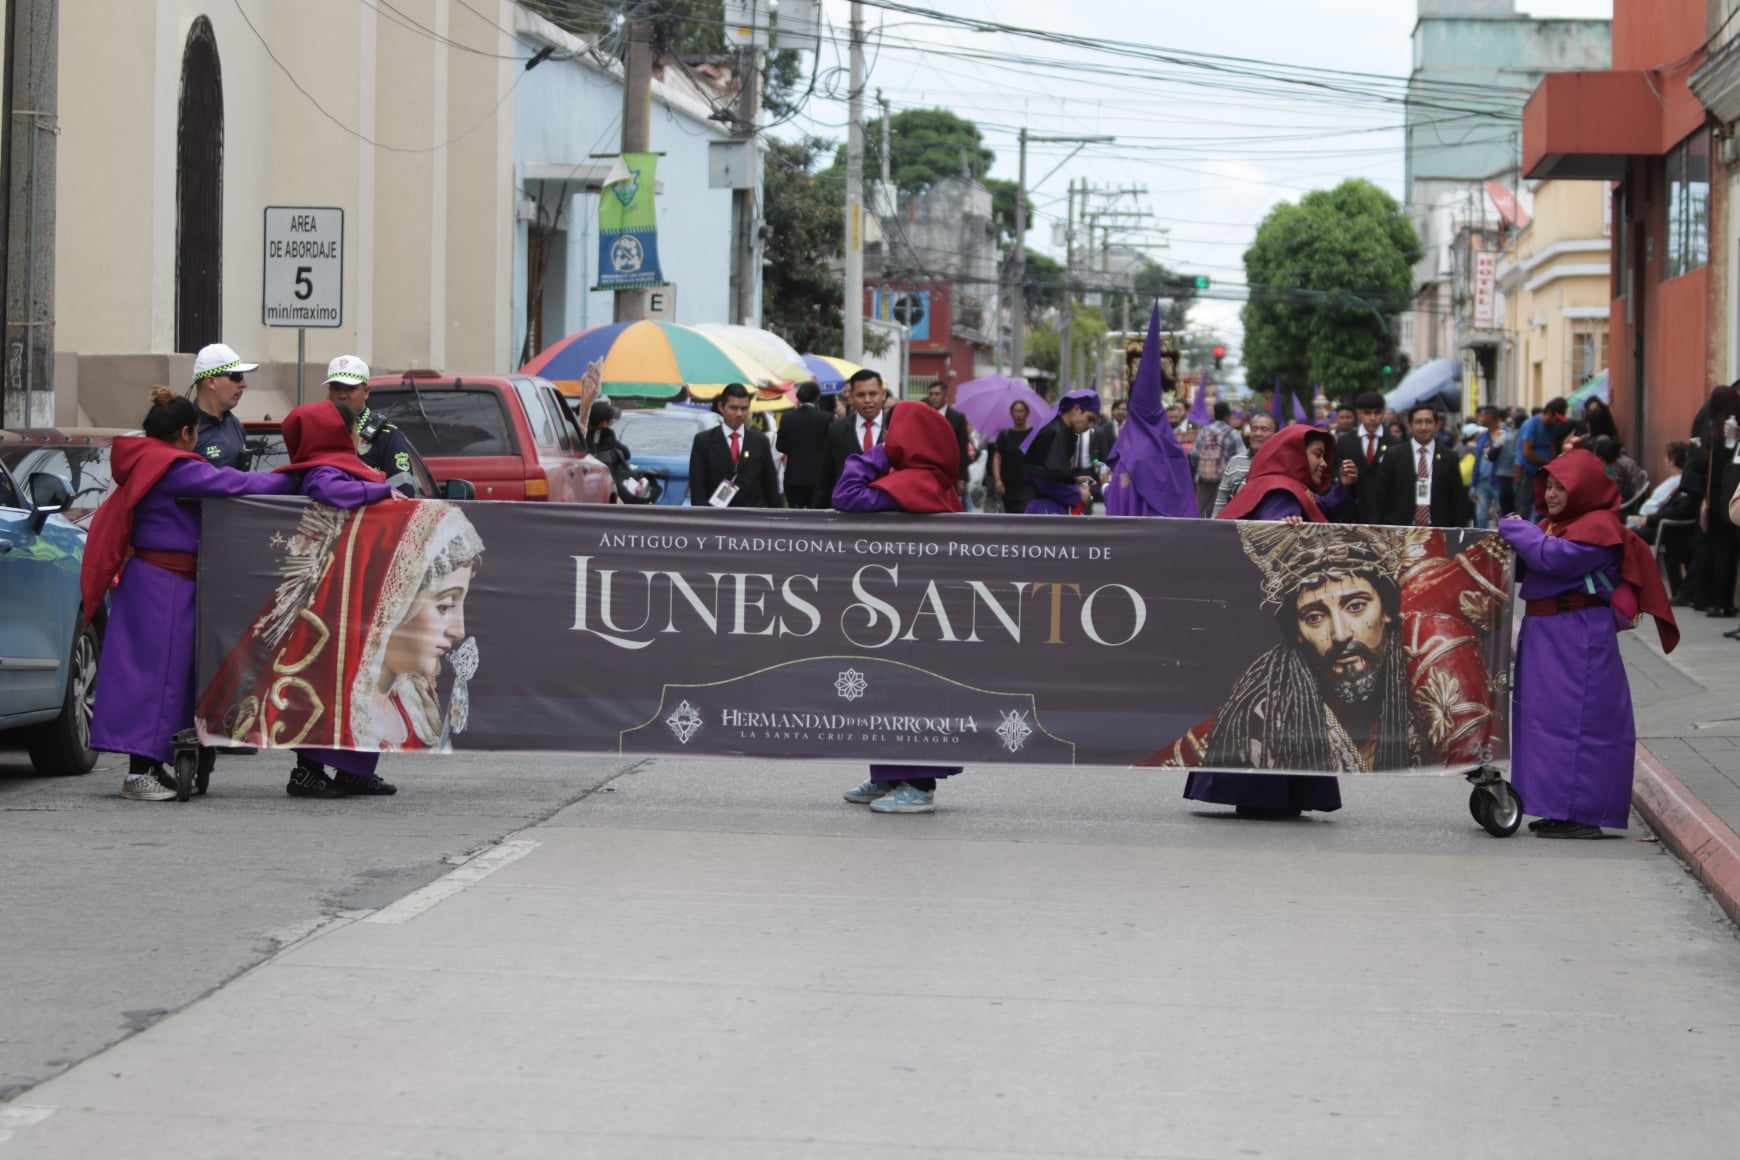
left=364, top=372, right=612, bottom=502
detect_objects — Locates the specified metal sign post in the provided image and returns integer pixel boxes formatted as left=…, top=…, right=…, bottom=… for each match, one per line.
left=262, top=206, right=344, bottom=404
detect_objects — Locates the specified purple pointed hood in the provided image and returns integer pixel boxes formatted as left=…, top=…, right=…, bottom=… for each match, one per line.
left=1188, top=378, right=1211, bottom=426
left=1104, top=305, right=1198, bottom=518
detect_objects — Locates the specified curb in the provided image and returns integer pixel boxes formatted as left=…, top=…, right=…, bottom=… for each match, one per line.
left=1633, top=743, right=1740, bottom=927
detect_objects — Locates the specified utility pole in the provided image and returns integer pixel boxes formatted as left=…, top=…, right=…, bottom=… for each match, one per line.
left=843, top=1, right=865, bottom=361
left=614, top=17, right=654, bottom=324
left=729, top=43, right=760, bottom=326
left=1011, top=128, right=1028, bottom=380
left=877, top=89, right=891, bottom=187
left=0, top=0, right=56, bottom=427
left=1061, top=178, right=1076, bottom=388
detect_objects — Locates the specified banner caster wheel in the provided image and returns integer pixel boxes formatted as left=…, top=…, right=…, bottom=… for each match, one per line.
left=195, top=767, right=211, bottom=796
left=1468, top=786, right=1489, bottom=826
left=1477, top=781, right=1522, bottom=838
left=173, top=750, right=198, bottom=803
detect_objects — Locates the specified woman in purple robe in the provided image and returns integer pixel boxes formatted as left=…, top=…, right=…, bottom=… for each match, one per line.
left=82, top=389, right=296, bottom=801
left=1182, top=424, right=1356, bottom=817
left=272, top=400, right=403, bottom=800
left=832, top=402, right=964, bottom=814
left=1498, top=449, right=1678, bottom=838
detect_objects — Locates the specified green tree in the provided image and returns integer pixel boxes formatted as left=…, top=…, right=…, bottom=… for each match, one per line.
left=1239, top=179, right=1421, bottom=404
left=1026, top=307, right=1108, bottom=376
left=1021, top=251, right=1065, bottom=323
left=761, top=137, right=844, bottom=354
left=1130, top=259, right=1198, bottom=331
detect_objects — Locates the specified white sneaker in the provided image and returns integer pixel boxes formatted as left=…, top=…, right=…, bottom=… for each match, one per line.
left=122, top=771, right=175, bottom=801
left=843, top=778, right=891, bottom=804
left=868, top=784, right=936, bottom=814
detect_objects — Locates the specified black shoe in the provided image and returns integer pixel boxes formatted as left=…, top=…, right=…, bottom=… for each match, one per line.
left=1706, top=606, right=1738, bottom=618
left=1724, top=626, right=1740, bottom=640
left=1527, top=817, right=1552, bottom=832
left=1234, top=805, right=1303, bottom=819
left=1536, top=822, right=1605, bottom=840
left=285, top=762, right=344, bottom=799
left=333, top=770, right=397, bottom=796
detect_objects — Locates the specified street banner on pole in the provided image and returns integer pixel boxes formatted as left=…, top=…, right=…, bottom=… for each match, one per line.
left=594, top=153, right=665, bottom=291
left=194, top=501, right=1513, bottom=775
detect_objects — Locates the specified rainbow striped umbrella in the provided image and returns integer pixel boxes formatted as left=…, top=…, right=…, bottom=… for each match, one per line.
left=690, top=323, right=809, bottom=383
left=520, top=321, right=778, bottom=401
left=801, top=354, right=863, bottom=392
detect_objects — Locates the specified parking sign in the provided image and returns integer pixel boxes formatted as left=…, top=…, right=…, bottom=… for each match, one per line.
left=262, top=206, right=343, bottom=328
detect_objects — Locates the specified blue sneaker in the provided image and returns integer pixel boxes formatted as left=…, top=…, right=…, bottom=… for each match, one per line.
left=869, top=784, right=936, bottom=814
left=843, top=778, right=891, bottom=804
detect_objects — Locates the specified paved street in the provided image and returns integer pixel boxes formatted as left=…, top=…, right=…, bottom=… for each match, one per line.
left=4, top=734, right=1739, bottom=1157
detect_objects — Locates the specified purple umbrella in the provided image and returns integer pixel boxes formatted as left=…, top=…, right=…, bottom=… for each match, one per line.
left=953, top=376, right=1057, bottom=444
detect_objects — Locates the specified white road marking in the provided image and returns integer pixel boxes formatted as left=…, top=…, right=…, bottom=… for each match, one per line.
left=363, top=839, right=541, bottom=925
left=0, top=1105, right=55, bottom=1144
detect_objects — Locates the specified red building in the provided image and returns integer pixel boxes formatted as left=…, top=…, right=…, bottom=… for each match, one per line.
left=864, top=280, right=984, bottom=394
left=1523, top=0, right=1717, bottom=477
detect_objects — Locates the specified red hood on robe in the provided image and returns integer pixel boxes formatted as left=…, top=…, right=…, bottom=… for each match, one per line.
left=78, top=435, right=201, bottom=621
left=277, top=401, right=386, bottom=482
left=870, top=402, right=964, bottom=513
left=1215, top=424, right=1333, bottom=523
left=1541, top=448, right=1678, bottom=653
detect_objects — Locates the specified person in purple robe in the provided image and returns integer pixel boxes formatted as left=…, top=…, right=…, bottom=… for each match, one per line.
left=1104, top=304, right=1199, bottom=518
left=833, top=401, right=965, bottom=814
left=273, top=400, right=404, bottom=799
left=1022, top=390, right=1102, bottom=514
left=81, top=388, right=297, bottom=801
left=1498, top=449, right=1678, bottom=838
left=1182, top=424, right=1360, bottom=817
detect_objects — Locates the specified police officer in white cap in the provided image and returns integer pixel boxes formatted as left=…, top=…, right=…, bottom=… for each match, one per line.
left=322, top=355, right=426, bottom=495
left=189, top=342, right=259, bottom=468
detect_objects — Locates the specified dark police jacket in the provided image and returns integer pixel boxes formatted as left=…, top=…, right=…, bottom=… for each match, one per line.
left=356, top=407, right=427, bottom=496
left=195, top=409, right=249, bottom=469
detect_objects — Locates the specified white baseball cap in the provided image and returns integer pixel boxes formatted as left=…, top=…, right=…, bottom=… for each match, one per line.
left=324, top=354, right=371, bottom=386
left=192, top=342, right=260, bottom=382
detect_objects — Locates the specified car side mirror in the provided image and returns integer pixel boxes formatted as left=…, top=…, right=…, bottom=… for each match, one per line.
left=26, top=472, right=70, bottom=531
left=442, top=479, right=476, bottom=501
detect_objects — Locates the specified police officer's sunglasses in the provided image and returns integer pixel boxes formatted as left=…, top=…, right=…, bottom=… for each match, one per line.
left=224, top=372, right=246, bottom=383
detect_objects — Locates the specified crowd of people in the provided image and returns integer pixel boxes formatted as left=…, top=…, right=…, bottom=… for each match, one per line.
left=77, top=333, right=1681, bottom=843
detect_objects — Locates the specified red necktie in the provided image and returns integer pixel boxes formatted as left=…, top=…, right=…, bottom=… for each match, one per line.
left=1365, top=433, right=1376, bottom=465
left=862, top=420, right=874, bottom=453
left=1414, top=446, right=1431, bottom=527
left=729, top=429, right=741, bottom=464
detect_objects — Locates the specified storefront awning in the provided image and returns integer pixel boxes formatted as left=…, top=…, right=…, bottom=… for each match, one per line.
left=1523, top=71, right=1670, bottom=180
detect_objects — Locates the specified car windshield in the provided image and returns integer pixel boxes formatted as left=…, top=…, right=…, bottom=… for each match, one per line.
left=368, top=388, right=515, bottom=457
left=614, top=412, right=710, bottom=457
left=0, top=444, right=116, bottom=526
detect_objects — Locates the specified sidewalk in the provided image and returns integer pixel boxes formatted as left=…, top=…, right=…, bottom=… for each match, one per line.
left=1622, top=622, right=1740, bottom=924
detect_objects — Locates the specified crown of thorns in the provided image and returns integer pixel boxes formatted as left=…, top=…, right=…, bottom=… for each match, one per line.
left=1236, top=522, right=1429, bottom=610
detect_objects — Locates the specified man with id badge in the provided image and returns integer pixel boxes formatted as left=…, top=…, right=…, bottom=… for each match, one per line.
left=687, top=382, right=783, bottom=509
left=1376, top=403, right=1471, bottom=528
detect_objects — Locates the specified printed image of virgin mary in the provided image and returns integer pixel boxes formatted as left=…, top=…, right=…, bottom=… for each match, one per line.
left=196, top=500, right=484, bottom=755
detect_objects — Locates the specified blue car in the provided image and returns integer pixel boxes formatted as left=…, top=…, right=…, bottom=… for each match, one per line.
left=612, top=406, right=723, bottom=506
left=0, top=439, right=100, bottom=774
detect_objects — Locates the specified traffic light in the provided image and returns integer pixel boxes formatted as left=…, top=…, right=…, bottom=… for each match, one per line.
left=1193, top=275, right=1212, bottom=290
left=1212, top=344, right=1226, bottom=370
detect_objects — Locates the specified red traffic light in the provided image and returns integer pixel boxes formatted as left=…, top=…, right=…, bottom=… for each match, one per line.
left=1212, top=345, right=1227, bottom=359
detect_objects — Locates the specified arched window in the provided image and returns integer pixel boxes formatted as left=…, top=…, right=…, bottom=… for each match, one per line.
left=175, top=16, right=223, bottom=352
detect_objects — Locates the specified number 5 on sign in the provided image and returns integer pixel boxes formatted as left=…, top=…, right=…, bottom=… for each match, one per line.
left=262, top=206, right=343, bottom=328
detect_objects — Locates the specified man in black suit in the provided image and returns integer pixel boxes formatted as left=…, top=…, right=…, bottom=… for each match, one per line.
left=688, top=382, right=783, bottom=509
left=924, top=378, right=974, bottom=503
left=1374, top=402, right=1472, bottom=528
left=1332, top=390, right=1396, bottom=524
left=775, top=380, right=833, bottom=509
left=814, top=369, right=888, bottom=507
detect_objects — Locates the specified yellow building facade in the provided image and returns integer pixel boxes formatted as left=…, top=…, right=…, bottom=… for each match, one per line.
left=1496, top=180, right=1612, bottom=410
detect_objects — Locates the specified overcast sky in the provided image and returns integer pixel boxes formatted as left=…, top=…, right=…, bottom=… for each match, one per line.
left=789, top=0, right=1614, bottom=360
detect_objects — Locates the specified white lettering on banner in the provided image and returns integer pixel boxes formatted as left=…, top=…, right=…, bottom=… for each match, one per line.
left=568, top=558, right=1151, bottom=655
